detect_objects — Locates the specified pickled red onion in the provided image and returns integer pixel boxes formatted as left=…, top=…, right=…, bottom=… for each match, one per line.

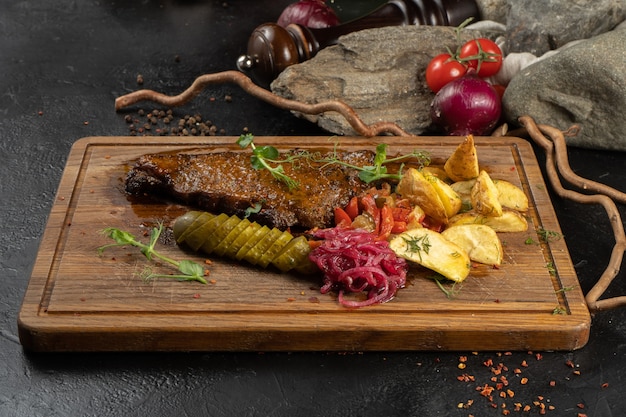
left=309, top=228, right=408, bottom=308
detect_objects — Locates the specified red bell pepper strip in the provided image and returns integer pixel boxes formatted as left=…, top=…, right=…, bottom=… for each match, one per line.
left=377, top=204, right=395, bottom=241
left=344, top=196, right=360, bottom=220
left=334, top=207, right=352, bottom=228
left=360, top=194, right=380, bottom=235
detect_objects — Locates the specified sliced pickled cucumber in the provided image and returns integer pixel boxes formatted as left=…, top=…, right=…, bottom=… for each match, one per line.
left=183, top=213, right=229, bottom=251
left=173, top=211, right=317, bottom=274
left=175, top=211, right=213, bottom=244
left=214, top=218, right=252, bottom=257
left=257, top=231, right=293, bottom=268
left=172, top=211, right=203, bottom=241
left=224, top=221, right=263, bottom=259
left=235, top=225, right=271, bottom=261
left=293, top=257, right=317, bottom=275
left=243, top=228, right=282, bottom=266
left=200, top=214, right=242, bottom=254
left=271, top=235, right=312, bottom=272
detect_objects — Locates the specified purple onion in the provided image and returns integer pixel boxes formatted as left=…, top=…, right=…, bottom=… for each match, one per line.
left=277, top=0, right=340, bottom=29
left=430, top=70, right=502, bottom=136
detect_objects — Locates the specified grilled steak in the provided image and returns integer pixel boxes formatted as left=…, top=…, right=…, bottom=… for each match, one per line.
left=125, top=149, right=378, bottom=230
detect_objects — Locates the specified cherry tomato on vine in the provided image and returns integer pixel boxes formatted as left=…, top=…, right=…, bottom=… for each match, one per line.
left=425, top=53, right=467, bottom=93
left=458, top=38, right=503, bottom=78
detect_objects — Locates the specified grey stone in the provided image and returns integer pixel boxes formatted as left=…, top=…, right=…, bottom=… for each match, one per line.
left=270, top=25, right=488, bottom=136
left=503, top=26, right=626, bottom=151
left=475, top=0, right=509, bottom=24
left=505, top=0, right=626, bottom=55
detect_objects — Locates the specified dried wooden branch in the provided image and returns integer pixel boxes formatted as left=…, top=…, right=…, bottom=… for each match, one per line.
left=115, top=70, right=412, bottom=138
left=519, top=115, right=626, bottom=312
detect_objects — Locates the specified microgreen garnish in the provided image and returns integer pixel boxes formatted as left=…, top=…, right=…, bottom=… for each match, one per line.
left=237, top=133, right=300, bottom=190
left=317, top=143, right=431, bottom=184
left=236, top=134, right=430, bottom=188
left=244, top=201, right=264, bottom=218
left=98, top=224, right=207, bottom=284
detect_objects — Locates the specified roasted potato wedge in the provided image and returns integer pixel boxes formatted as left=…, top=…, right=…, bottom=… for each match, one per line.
left=471, top=170, right=503, bottom=217
left=450, top=179, right=475, bottom=212
left=448, top=209, right=528, bottom=232
left=389, top=227, right=470, bottom=282
left=426, top=173, right=462, bottom=219
left=493, top=179, right=529, bottom=212
left=422, top=166, right=450, bottom=182
left=444, top=134, right=480, bottom=182
left=441, top=224, right=503, bottom=266
left=396, top=168, right=448, bottom=223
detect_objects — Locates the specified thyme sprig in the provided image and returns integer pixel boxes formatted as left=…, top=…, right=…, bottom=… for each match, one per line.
left=98, top=224, right=207, bottom=284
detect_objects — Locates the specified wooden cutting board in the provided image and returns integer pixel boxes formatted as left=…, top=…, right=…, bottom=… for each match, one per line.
left=18, top=136, right=590, bottom=352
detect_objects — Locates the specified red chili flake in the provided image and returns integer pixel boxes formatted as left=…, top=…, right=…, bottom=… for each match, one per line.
left=513, top=368, right=522, bottom=374
left=565, top=359, right=575, bottom=368
left=520, top=377, right=528, bottom=385
left=577, top=403, right=585, bottom=409
left=507, top=389, right=515, bottom=398
left=192, top=293, right=201, bottom=299
left=510, top=166, right=516, bottom=171
left=457, top=373, right=475, bottom=382
left=286, top=297, right=296, bottom=302
left=209, top=279, right=217, bottom=284
left=573, top=370, right=581, bottom=376
left=521, top=360, right=528, bottom=367
left=459, top=355, right=468, bottom=363
left=577, top=414, right=588, bottom=417
left=484, top=358, right=494, bottom=367
left=549, top=380, right=556, bottom=387
left=601, top=382, right=609, bottom=388
left=535, top=353, right=543, bottom=360
left=38, top=110, right=44, bottom=116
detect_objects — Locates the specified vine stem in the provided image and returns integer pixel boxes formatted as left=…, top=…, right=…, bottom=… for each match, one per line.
left=115, top=70, right=412, bottom=138
left=519, top=115, right=626, bottom=312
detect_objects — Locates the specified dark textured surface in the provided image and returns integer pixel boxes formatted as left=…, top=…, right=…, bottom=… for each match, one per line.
left=1, top=1, right=626, bottom=416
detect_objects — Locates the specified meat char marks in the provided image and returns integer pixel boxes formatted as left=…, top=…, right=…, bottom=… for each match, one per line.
left=125, top=149, right=377, bottom=230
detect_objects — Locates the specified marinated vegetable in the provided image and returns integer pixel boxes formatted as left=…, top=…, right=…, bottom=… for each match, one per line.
left=174, top=211, right=316, bottom=274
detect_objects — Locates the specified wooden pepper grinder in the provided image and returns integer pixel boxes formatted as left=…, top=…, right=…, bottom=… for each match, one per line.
left=237, top=0, right=481, bottom=85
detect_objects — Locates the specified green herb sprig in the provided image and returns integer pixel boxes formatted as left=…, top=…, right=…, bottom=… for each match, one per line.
left=237, top=133, right=300, bottom=190
left=237, top=134, right=430, bottom=188
left=319, top=143, right=431, bottom=184
left=98, top=224, right=207, bottom=284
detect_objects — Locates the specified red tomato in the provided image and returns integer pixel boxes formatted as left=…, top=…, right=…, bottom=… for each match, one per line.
left=458, top=38, right=503, bottom=78
left=425, top=53, right=467, bottom=93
